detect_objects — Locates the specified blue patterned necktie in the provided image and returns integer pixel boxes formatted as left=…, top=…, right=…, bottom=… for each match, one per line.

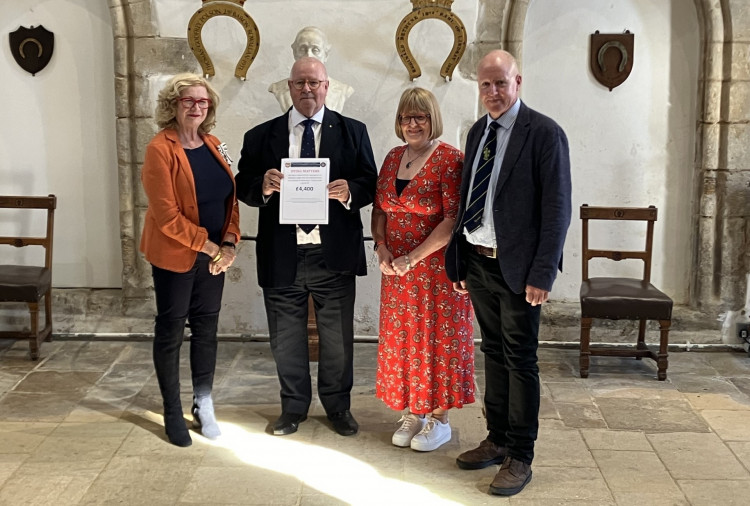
left=299, top=119, right=316, bottom=234
left=463, top=121, right=500, bottom=233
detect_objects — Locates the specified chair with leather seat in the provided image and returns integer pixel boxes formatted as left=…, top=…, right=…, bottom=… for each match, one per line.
left=579, top=204, right=673, bottom=381
left=0, top=195, right=57, bottom=360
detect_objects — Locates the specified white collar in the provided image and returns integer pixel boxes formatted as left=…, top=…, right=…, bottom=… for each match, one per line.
left=291, top=106, right=326, bottom=127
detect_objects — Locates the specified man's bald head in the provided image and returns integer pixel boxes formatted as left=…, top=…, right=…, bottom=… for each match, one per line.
left=477, top=50, right=522, bottom=119
left=477, top=50, right=519, bottom=78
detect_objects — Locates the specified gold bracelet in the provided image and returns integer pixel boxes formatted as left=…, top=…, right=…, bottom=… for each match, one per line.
left=212, top=251, right=223, bottom=263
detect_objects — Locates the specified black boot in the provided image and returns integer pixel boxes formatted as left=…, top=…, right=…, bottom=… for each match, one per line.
left=153, top=316, right=191, bottom=447
left=189, top=314, right=221, bottom=439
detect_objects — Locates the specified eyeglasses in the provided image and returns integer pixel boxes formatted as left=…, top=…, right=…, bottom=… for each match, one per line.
left=398, top=114, right=430, bottom=125
left=291, top=79, right=325, bottom=90
left=177, top=97, right=212, bottom=109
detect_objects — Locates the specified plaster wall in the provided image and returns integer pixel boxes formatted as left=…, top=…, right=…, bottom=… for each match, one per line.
left=0, top=0, right=122, bottom=288
left=522, top=0, right=699, bottom=303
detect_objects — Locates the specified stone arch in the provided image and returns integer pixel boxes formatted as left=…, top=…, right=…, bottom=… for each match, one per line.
left=109, top=0, right=144, bottom=300
left=108, top=1, right=198, bottom=304
left=496, top=0, right=733, bottom=311
left=689, top=0, right=729, bottom=310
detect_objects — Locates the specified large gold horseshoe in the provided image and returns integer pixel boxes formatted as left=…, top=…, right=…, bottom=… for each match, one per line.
left=395, top=0, right=467, bottom=81
left=187, top=0, right=260, bottom=80
left=19, top=38, right=43, bottom=58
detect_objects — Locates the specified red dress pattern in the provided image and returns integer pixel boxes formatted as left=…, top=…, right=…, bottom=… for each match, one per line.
left=374, top=142, right=475, bottom=413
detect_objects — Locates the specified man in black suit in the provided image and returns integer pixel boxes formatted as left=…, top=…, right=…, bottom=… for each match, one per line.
left=235, top=57, right=377, bottom=437
left=446, top=50, right=571, bottom=495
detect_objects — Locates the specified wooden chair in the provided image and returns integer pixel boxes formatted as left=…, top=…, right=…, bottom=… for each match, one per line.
left=0, top=195, right=57, bottom=360
left=579, top=205, right=673, bottom=380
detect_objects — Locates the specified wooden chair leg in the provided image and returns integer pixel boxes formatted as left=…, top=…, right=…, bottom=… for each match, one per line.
left=657, top=319, right=670, bottom=381
left=580, top=317, right=592, bottom=378
left=635, top=319, right=647, bottom=358
left=28, top=302, right=40, bottom=360
left=44, top=288, right=53, bottom=342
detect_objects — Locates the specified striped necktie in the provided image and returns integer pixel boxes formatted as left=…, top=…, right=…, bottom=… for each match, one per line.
left=299, top=119, right=316, bottom=234
left=463, top=121, right=500, bottom=233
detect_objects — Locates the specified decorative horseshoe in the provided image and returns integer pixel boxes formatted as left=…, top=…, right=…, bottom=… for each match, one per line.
left=19, top=38, right=43, bottom=58
left=395, top=0, right=467, bottom=81
left=597, top=41, right=628, bottom=73
left=187, top=0, right=260, bottom=80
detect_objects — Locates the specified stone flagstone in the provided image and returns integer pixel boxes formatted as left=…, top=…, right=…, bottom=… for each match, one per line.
left=0, top=340, right=748, bottom=504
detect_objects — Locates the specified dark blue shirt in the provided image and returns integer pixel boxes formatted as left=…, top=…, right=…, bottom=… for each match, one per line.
left=184, top=144, right=232, bottom=244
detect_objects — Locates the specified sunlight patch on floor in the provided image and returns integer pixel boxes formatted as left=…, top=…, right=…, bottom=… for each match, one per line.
left=198, top=422, right=464, bottom=505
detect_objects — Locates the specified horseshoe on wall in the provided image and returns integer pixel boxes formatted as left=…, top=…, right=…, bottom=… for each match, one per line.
left=19, top=38, right=44, bottom=58
left=187, top=0, right=260, bottom=80
left=597, top=41, right=628, bottom=73
left=9, top=25, right=54, bottom=76
left=395, top=0, right=467, bottom=81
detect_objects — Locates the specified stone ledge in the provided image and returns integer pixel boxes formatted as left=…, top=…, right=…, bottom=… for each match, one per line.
left=539, top=301, right=722, bottom=345
left=0, top=289, right=726, bottom=345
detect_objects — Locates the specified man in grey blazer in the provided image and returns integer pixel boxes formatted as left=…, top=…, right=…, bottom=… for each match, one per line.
left=445, top=50, right=571, bottom=496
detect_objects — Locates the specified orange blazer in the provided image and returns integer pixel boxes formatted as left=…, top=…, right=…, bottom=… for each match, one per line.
left=139, top=129, right=241, bottom=273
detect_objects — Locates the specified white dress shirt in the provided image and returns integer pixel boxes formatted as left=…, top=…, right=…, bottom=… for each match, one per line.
left=464, top=99, right=521, bottom=248
left=289, top=107, right=325, bottom=244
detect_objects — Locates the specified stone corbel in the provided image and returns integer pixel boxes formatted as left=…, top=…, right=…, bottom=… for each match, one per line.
left=187, top=0, right=260, bottom=80
left=395, top=0, right=467, bottom=81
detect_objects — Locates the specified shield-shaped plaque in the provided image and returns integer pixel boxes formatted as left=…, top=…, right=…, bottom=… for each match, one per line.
left=590, top=30, right=634, bottom=91
left=9, top=25, right=54, bottom=76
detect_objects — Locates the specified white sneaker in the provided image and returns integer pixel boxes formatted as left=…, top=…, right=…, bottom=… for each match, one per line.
left=410, top=416, right=451, bottom=452
left=392, top=413, right=427, bottom=447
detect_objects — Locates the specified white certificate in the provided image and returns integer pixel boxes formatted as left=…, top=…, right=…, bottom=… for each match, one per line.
left=279, top=158, right=330, bottom=224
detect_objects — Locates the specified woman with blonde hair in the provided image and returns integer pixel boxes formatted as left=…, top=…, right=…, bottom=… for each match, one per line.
left=372, top=87, right=474, bottom=451
left=140, top=73, right=240, bottom=446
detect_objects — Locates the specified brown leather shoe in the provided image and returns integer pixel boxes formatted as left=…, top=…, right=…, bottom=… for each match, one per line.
left=489, top=457, right=532, bottom=496
left=456, top=438, right=508, bottom=470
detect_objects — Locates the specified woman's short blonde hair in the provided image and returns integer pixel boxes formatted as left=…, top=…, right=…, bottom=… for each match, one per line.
left=394, top=87, right=443, bottom=142
left=154, top=73, right=220, bottom=133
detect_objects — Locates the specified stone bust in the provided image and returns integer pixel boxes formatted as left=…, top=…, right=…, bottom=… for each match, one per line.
left=268, top=26, right=354, bottom=112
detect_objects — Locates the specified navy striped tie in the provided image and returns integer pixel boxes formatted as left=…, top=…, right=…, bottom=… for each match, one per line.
left=299, top=119, right=316, bottom=234
left=463, top=121, right=500, bottom=233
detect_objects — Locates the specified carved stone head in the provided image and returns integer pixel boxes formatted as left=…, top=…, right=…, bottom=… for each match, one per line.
left=291, top=26, right=331, bottom=63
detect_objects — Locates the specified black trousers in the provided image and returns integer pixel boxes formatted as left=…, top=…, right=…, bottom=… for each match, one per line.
left=262, top=245, right=355, bottom=416
left=465, top=247, right=541, bottom=464
left=152, top=254, right=225, bottom=401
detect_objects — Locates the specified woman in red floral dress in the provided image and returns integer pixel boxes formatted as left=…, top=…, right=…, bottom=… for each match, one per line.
left=372, top=87, right=475, bottom=452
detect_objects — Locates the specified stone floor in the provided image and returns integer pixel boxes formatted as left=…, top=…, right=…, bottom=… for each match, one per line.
left=0, top=338, right=749, bottom=505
